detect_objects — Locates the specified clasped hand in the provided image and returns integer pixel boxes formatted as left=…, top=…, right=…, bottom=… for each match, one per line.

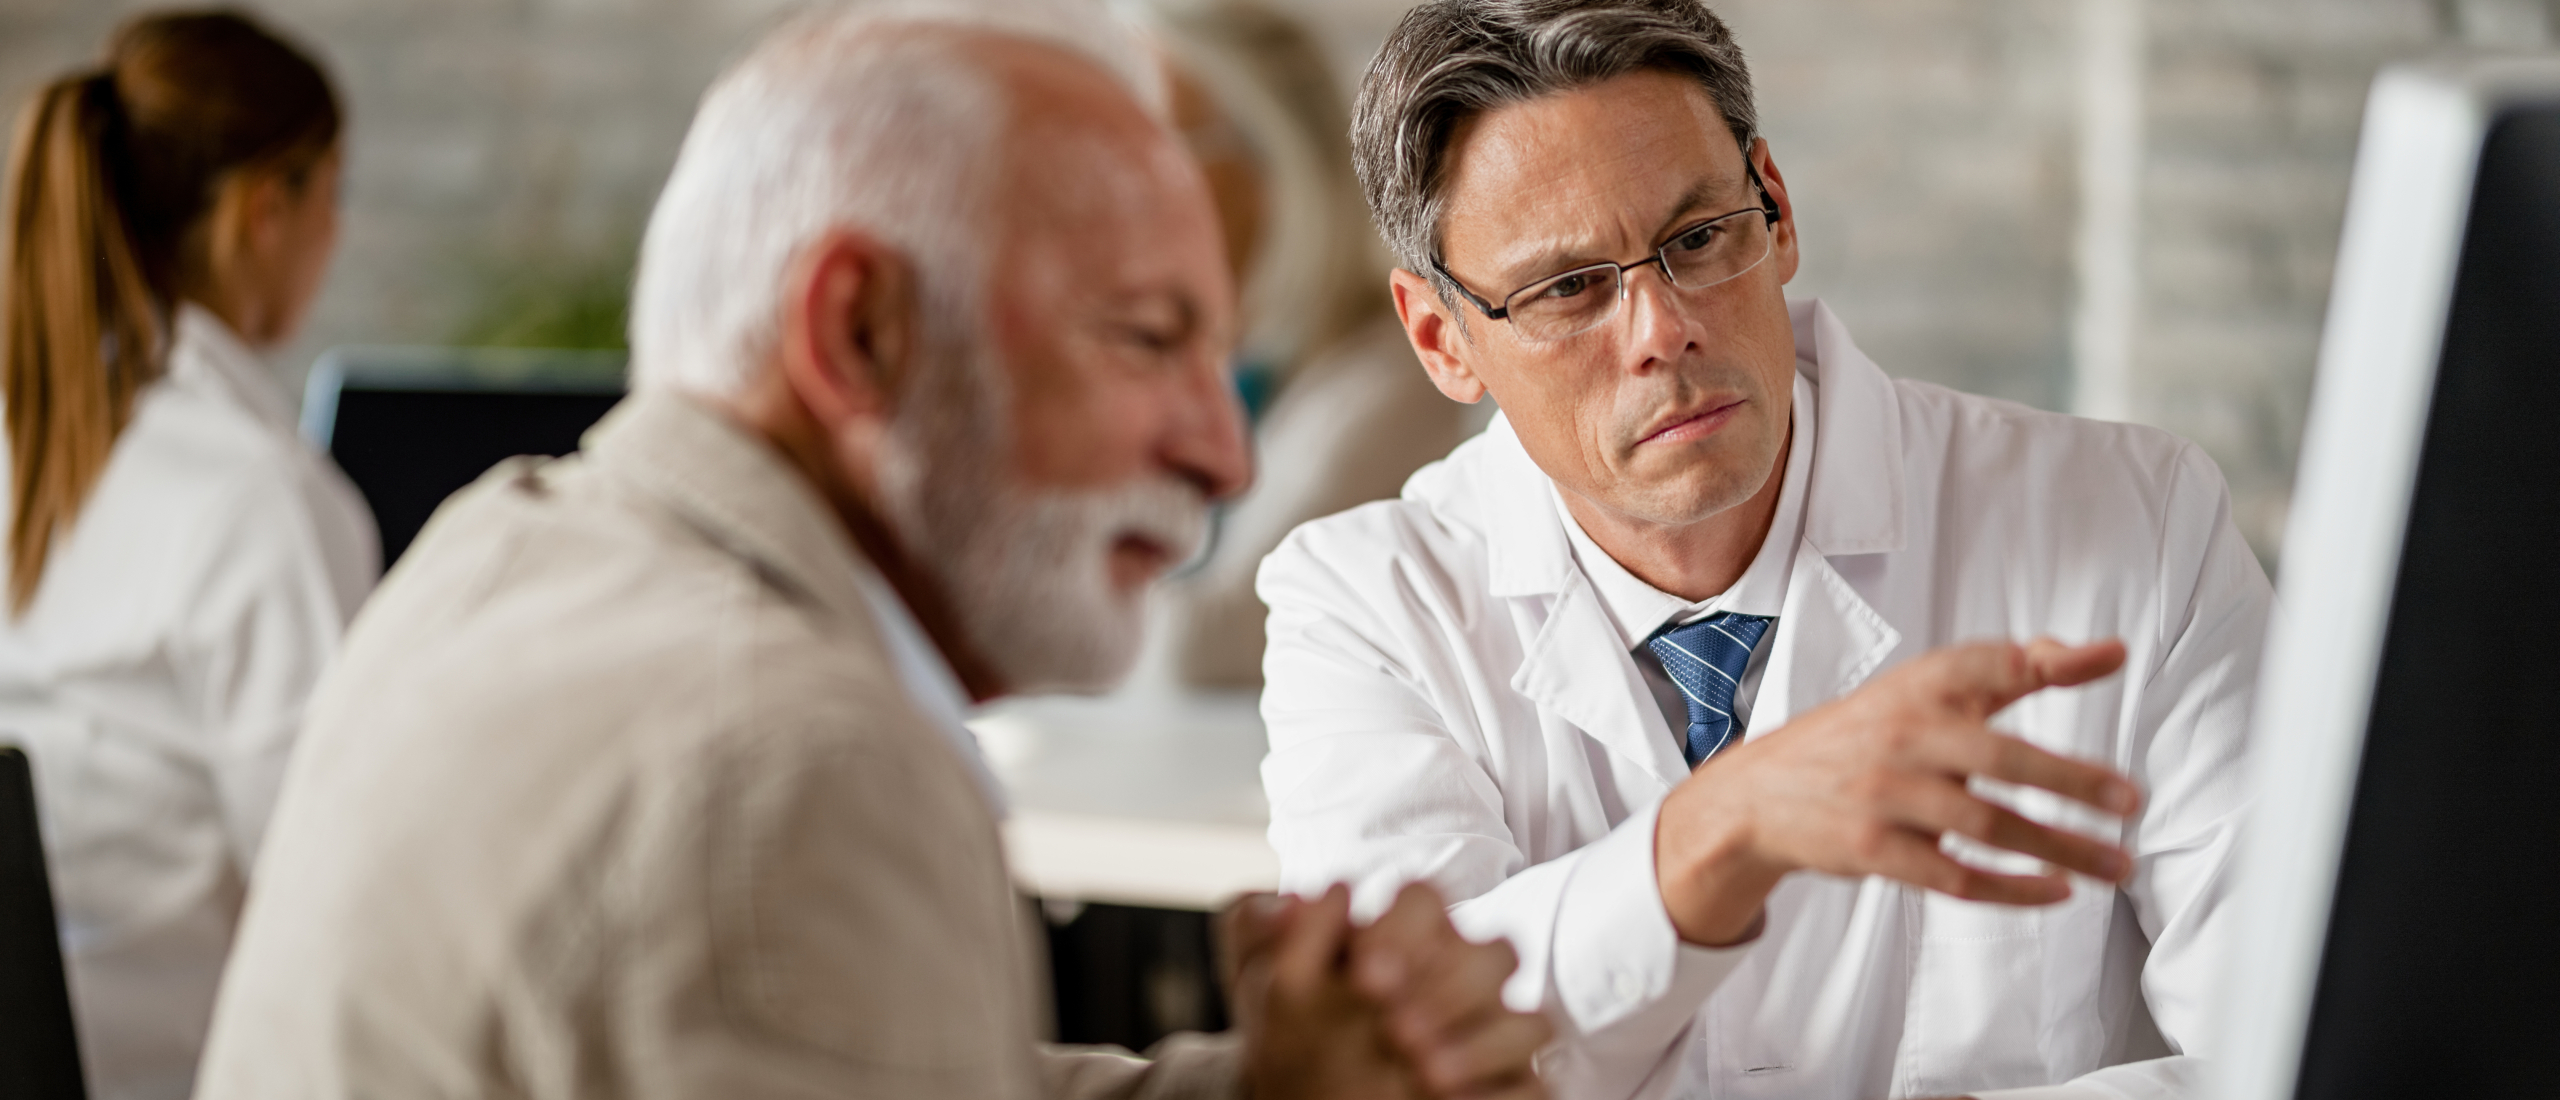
left=1226, top=882, right=1553, bottom=1100
left=1655, top=638, right=2144, bottom=946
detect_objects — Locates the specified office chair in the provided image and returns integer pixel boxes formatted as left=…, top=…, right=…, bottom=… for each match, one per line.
left=0, top=746, right=87, bottom=1098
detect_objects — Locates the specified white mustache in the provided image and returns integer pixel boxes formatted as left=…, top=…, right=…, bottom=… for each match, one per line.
left=1014, top=474, right=1208, bottom=572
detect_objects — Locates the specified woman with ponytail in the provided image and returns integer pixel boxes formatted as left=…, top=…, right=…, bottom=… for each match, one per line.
left=0, top=11, right=375, bottom=1097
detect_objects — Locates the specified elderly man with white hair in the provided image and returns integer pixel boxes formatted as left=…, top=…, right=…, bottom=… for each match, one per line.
left=190, top=4, right=1551, bottom=1099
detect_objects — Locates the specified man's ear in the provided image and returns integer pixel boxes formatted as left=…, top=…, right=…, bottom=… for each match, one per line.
left=1750, top=138, right=1801, bottom=287
left=778, top=229, right=916, bottom=435
left=1389, top=268, right=1489, bottom=405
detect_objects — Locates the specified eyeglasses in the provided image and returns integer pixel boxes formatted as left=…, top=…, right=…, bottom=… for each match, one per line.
left=1433, top=168, right=1782, bottom=344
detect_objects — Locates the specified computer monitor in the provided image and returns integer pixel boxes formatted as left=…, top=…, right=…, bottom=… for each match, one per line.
left=2215, top=58, right=2560, bottom=1100
left=301, top=346, right=626, bottom=565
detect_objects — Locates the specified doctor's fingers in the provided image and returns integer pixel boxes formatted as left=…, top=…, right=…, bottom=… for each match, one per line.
left=1900, top=720, right=2142, bottom=818
left=1871, top=773, right=2132, bottom=884
left=1851, top=825, right=2075, bottom=906
left=1894, top=638, right=2126, bottom=720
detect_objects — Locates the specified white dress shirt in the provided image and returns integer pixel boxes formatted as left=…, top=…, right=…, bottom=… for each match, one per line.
left=1559, top=371, right=1814, bottom=739
left=1259, top=299, right=2264, bottom=1100
left=0, top=305, right=378, bottom=1100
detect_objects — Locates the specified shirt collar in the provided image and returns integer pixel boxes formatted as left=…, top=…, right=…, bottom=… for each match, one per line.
left=845, top=560, right=1007, bottom=816
left=1556, top=369, right=1818, bottom=652
left=169, top=302, right=297, bottom=435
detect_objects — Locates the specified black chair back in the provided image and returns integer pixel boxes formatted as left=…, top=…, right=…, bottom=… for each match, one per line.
left=0, top=746, right=86, bottom=1099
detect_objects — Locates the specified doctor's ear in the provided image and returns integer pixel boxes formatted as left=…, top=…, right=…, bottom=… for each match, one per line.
left=1390, top=268, right=1490, bottom=405
left=778, top=229, right=919, bottom=433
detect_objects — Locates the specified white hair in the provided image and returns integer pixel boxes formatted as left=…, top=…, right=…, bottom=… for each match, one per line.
left=628, top=0, right=1162, bottom=397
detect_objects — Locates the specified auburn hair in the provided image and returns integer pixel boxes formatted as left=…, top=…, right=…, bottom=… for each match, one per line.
left=1, top=10, right=339, bottom=612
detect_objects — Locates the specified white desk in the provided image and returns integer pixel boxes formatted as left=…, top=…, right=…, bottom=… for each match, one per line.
left=971, top=690, right=1280, bottom=912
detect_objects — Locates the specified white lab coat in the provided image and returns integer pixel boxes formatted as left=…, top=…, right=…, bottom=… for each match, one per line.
left=0, top=305, right=377, bottom=1100
left=1258, top=300, right=2267, bottom=1100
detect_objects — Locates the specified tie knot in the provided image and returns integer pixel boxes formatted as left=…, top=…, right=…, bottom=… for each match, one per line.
left=1645, top=613, right=1775, bottom=768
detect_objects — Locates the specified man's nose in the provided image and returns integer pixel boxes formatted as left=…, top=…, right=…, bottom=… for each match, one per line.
left=1164, top=355, right=1253, bottom=504
left=1620, top=263, right=1695, bottom=370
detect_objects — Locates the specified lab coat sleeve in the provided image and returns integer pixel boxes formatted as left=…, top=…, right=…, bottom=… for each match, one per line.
left=179, top=463, right=373, bottom=872
left=1259, top=522, right=1749, bottom=1100
left=2031, top=441, right=2270, bottom=1100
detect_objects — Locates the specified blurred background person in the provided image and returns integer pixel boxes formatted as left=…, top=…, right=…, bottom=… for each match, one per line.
left=1127, top=0, right=1478, bottom=688
left=0, top=10, right=375, bottom=1098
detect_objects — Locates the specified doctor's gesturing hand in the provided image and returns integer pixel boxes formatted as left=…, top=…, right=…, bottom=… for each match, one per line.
left=1652, top=638, right=2144, bottom=946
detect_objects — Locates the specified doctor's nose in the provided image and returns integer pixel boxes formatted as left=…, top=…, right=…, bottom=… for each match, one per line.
left=1620, top=264, right=1701, bottom=373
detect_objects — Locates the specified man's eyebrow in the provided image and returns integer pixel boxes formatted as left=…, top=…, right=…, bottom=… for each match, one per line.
left=1650, top=174, right=1734, bottom=241
left=1484, top=171, right=1750, bottom=290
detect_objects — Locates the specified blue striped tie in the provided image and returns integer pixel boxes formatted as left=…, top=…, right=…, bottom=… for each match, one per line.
left=1646, top=613, right=1775, bottom=768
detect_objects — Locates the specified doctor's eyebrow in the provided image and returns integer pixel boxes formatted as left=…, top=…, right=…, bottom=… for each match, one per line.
left=1490, top=171, right=1755, bottom=288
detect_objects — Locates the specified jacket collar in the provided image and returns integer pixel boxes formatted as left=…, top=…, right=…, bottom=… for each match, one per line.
left=1463, top=297, right=1905, bottom=600
left=583, top=389, right=883, bottom=630
left=588, top=390, right=1009, bottom=807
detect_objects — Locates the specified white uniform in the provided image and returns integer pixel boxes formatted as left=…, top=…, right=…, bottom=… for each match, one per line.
left=0, top=305, right=377, bottom=1100
left=1258, top=300, right=2266, bottom=1100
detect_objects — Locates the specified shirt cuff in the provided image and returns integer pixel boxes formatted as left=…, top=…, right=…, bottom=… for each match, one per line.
left=1550, top=798, right=1754, bottom=1037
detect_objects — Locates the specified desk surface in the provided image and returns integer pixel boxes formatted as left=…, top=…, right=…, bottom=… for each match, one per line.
left=971, top=690, right=1281, bottom=911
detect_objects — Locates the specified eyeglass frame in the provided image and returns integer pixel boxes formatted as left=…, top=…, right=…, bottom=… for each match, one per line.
left=1430, top=159, right=1783, bottom=333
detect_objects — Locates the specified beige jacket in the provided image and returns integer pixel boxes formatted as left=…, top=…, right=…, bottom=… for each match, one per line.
left=195, top=392, right=1239, bottom=1099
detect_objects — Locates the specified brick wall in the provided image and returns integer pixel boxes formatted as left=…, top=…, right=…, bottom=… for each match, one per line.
left=3, top=0, right=2529, bottom=563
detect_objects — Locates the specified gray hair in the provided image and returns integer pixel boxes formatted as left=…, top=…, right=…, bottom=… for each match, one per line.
left=1350, top=0, right=1758, bottom=294
left=629, top=0, right=1158, bottom=397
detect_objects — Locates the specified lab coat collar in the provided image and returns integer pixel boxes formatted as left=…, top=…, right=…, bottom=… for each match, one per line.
left=1471, top=297, right=1906, bottom=600
left=170, top=303, right=298, bottom=437
left=1457, top=298, right=1908, bottom=785
left=1787, top=298, right=1906, bottom=557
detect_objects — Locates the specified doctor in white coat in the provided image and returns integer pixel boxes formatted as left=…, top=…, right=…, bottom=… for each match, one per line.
left=1258, top=2, right=2268, bottom=1098
left=0, top=15, right=374, bottom=1099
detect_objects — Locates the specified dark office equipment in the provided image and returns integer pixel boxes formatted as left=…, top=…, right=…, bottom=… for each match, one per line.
left=0, top=747, right=88, bottom=1099
left=301, top=347, right=626, bottom=565
left=1041, top=901, right=1228, bottom=1049
left=2217, top=59, right=2560, bottom=1100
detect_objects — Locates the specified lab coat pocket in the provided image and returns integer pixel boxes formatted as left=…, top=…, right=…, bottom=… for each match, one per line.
left=1899, top=892, right=2048, bottom=1097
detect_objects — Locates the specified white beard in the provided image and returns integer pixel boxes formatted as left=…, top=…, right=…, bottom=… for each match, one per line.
left=872, top=331, right=1206, bottom=695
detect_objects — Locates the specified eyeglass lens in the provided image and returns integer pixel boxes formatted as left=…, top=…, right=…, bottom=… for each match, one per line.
left=1501, top=210, right=1774, bottom=341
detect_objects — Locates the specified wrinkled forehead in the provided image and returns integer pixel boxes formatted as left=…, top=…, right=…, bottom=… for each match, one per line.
left=977, top=37, right=1230, bottom=325
left=1438, top=72, right=1754, bottom=279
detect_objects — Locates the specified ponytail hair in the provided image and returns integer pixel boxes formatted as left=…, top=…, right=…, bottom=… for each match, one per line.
left=1, top=10, right=339, bottom=613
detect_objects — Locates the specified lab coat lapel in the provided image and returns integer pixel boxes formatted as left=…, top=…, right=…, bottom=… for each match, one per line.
left=1752, top=543, right=1901, bottom=734
left=1753, top=299, right=1911, bottom=730
left=1462, top=416, right=1692, bottom=791
left=1513, top=575, right=1693, bottom=792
